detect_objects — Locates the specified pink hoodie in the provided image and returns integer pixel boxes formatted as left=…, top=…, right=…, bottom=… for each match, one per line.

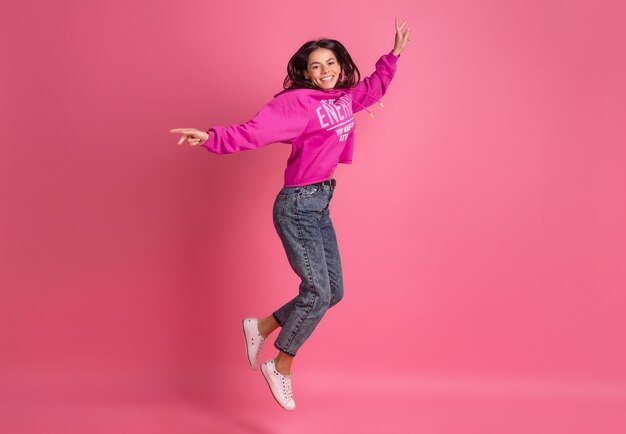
left=201, top=51, right=399, bottom=187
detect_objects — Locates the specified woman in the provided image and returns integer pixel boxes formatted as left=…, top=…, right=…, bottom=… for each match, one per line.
left=170, top=19, right=409, bottom=411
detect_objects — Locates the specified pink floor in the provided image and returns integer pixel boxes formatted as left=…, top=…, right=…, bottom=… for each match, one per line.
left=2, top=370, right=624, bottom=434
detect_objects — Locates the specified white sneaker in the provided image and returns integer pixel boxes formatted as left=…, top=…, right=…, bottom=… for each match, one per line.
left=260, top=359, right=296, bottom=411
left=242, top=318, right=265, bottom=370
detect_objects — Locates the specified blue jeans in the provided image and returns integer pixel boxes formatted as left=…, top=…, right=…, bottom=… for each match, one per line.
left=271, top=179, right=344, bottom=357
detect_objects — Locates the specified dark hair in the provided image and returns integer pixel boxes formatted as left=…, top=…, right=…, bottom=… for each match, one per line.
left=283, top=39, right=361, bottom=91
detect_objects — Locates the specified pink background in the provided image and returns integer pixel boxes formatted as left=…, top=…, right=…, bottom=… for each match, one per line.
left=1, top=0, right=625, bottom=433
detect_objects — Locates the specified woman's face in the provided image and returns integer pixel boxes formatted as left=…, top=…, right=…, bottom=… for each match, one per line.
left=304, top=48, right=342, bottom=89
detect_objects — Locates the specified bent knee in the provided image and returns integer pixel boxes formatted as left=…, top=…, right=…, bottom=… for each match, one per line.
left=315, top=288, right=332, bottom=309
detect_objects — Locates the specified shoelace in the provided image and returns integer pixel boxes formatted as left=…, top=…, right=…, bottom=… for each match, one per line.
left=281, top=374, right=293, bottom=400
left=251, top=333, right=265, bottom=364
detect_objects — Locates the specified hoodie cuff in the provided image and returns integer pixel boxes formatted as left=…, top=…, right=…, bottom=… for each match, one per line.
left=389, top=50, right=400, bottom=59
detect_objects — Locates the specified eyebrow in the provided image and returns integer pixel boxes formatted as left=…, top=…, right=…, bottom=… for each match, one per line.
left=309, top=57, right=337, bottom=66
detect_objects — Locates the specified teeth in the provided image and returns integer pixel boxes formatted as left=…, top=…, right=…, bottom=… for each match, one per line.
left=321, top=76, right=333, bottom=82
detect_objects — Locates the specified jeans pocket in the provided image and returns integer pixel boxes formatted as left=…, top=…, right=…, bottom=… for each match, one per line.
left=296, top=188, right=330, bottom=214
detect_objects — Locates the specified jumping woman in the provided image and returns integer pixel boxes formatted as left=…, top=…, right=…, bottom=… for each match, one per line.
left=170, top=19, right=410, bottom=411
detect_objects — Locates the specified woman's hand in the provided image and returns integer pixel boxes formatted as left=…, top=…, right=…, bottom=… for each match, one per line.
left=169, top=128, right=209, bottom=146
left=392, top=18, right=410, bottom=57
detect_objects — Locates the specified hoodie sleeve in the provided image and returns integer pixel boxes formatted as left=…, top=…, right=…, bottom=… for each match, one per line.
left=201, top=91, right=310, bottom=154
left=347, top=51, right=399, bottom=113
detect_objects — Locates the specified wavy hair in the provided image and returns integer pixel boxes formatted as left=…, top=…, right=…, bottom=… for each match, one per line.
left=283, top=39, right=361, bottom=91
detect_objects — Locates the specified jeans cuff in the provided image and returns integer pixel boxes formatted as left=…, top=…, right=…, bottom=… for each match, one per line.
left=272, top=312, right=283, bottom=327
left=274, top=342, right=296, bottom=357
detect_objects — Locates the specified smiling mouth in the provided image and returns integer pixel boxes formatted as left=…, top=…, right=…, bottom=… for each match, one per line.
left=320, top=76, right=334, bottom=83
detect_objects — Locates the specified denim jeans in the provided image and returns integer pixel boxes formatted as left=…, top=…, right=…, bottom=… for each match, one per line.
left=271, top=179, right=344, bottom=357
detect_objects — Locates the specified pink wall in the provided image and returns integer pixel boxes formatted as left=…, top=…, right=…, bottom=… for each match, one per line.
left=1, top=0, right=625, bottom=427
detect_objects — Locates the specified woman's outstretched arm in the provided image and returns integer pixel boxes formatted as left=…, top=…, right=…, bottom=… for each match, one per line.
left=170, top=91, right=309, bottom=152
left=347, top=18, right=410, bottom=112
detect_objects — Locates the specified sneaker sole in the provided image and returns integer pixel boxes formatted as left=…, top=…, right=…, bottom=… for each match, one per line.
left=261, top=363, right=295, bottom=411
left=241, top=319, right=256, bottom=370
